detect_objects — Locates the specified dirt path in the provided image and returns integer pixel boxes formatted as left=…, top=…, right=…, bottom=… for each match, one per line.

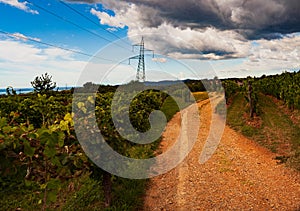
left=143, top=98, right=300, bottom=210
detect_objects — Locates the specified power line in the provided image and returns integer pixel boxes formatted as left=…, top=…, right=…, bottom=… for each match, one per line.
left=58, top=0, right=131, bottom=48
left=26, top=0, right=130, bottom=52
left=0, top=30, right=117, bottom=62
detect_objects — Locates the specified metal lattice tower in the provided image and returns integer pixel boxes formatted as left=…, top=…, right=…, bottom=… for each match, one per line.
left=136, top=37, right=145, bottom=81
left=129, top=37, right=153, bottom=82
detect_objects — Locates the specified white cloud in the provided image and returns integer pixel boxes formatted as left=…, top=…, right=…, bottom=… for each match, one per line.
left=12, top=32, right=41, bottom=42
left=128, top=23, right=251, bottom=60
left=0, top=37, right=88, bottom=87
left=152, top=57, right=167, bottom=63
left=107, top=27, right=118, bottom=32
left=210, top=34, right=300, bottom=78
left=0, top=39, right=45, bottom=62
left=90, top=2, right=153, bottom=32
left=88, top=1, right=300, bottom=78
left=90, top=8, right=125, bottom=28
left=0, top=0, right=39, bottom=14
left=43, top=48, right=74, bottom=60
left=90, top=2, right=251, bottom=60
left=245, top=35, right=300, bottom=70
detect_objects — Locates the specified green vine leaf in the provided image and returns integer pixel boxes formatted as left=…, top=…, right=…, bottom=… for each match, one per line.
left=44, top=146, right=56, bottom=158
left=58, top=131, right=65, bottom=148
left=24, top=140, right=35, bottom=157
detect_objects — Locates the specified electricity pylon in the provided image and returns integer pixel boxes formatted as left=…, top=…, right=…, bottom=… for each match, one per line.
left=129, top=37, right=154, bottom=82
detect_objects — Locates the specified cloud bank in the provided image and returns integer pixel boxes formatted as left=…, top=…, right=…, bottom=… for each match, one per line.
left=66, top=0, right=300, bottom=64
left=0, top=35, right=87, bottom=87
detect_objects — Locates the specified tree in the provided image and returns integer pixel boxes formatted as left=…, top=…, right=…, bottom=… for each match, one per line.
left=31, top=73, right=56, bottom=93
left=6, top=86, right=17, bottom=95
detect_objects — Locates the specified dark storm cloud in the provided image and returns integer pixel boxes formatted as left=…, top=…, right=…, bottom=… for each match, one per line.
left=67, top=0, right=300, bottom=40
left=126, top=0, right=228, bottom=28
left=128, top=0, right=300, bottom=39
left=65, top=0, right=300, bottom=60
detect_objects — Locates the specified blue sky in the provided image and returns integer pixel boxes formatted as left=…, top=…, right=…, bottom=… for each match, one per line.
left=0, top=0, right=133, bottom=88
left=0, top=0, right=299, bottom=88
left=0, top=1, right=127, bottom=55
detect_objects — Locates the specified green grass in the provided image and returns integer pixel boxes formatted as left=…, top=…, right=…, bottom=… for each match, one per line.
left=192, top=92, right=209, bottom=102
left=227, top=92, right=300, bottom=170
left=108, top=178, right=148, bottom=211
left=0, top=172, right=148, bottom=211
left=62, top=175, right=147, bottom=211
left=226, top=93, right=248, bottom=130
left=160, top=96, right=180, bottom=121
left=0, top=183, right=43, bottom=210
left=62, top=174, right=105, bottom=211
left=160, top=92, right=209, bottom=122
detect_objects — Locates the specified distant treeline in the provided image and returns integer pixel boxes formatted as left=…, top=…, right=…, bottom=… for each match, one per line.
left=77, top=79, right=221, bottom=94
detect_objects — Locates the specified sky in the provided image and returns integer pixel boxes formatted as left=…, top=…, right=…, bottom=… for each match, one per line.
left=0, top=0, right=300, bottom=88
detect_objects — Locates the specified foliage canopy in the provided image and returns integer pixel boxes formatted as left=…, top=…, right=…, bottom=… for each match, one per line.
left=31, top=73, right=56, bottom=93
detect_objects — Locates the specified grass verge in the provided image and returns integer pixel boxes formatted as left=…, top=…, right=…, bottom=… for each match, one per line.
left=227, top=92, right=300, bottom=170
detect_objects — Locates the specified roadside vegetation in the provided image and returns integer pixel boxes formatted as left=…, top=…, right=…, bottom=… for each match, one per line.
left=224, top=71, right=300, bottom=170
left=1, top=71, right=299, bottom=210
left=0, top=74, right=207, bottom=210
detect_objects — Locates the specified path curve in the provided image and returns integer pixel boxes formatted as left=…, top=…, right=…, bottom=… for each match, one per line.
left=143, top=98, right=300, bottom=210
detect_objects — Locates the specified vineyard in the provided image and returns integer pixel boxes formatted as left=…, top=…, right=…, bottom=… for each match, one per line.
left=223, top=71, right=300, bottom=110
left=223, top=70, right=300, bottom=169
left=0, top=80, right=206, bottom=210
left=0, top=71, right=299, bottom=210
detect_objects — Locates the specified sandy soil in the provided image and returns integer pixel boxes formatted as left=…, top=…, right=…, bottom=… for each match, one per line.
left=142, top=98, right=300, bottom=210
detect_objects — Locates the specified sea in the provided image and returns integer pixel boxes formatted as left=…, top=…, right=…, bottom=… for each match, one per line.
left=0, top=87, right=73, bottom=95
